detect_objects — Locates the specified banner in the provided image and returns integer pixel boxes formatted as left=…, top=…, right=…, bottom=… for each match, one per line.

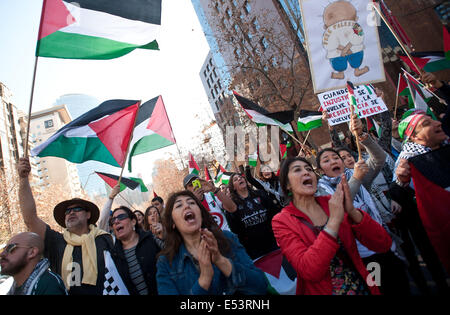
left=318, top=85, right=388, bottom=126
left=299, top=0, right=385, bottom=93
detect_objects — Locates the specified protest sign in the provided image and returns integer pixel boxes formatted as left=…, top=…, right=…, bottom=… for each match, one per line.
left=299, top=0, right=385, bottom=93
left=318, top=85, right=388, bottom=126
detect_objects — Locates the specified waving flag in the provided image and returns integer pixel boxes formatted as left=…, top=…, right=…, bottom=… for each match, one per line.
left=444, top=26, right=450, bottom=60
left=95, top=171, right=139, bottom=192
left=128, top=96, right=176, bottom=171
left=37, top=0, right=161, bottom=59
left=297, top=110, right=322, bottom=132
left=248, top=151, right=258, bottom=167
left=215, top=164, right=231, bottom=185
left=31, top=99, right=140, bottom=167
left=399, top=52, right=450, bottom=73
left=253, top=249, right=297, bottom=295
left=409, top=146, right=450, bottom=274
left=346, top=81, right=359, bottom=117
left=188, top=153, right=200, bottom=175
left=204, top=166, right=212, bottom=181
left=233, top=91, right=294, bottom=132
left=129, top=177, right=148, bottom=192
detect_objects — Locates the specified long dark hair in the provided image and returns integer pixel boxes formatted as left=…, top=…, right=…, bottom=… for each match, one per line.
left=279, top=157, right=315, bottom=198
left=227, top=173, right=257, bottom=205
left=143, top=205, right=160, bottom=231
left=158, top=190, right=231, bottom=265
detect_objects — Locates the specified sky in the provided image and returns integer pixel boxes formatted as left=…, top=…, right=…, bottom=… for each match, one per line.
left=0, top=0, right=215, bottom=185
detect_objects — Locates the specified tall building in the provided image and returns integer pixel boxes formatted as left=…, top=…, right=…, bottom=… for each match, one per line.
left=53, top=94, right=117, bottom=197
left=0, top=82, right=24, bottom=173
left=30, top=105, right=82, bottom=198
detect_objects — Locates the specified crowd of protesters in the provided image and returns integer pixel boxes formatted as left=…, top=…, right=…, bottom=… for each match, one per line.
left=1, top=72, right=449, bottom=296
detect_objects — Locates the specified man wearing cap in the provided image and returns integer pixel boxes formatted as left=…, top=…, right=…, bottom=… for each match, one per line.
left=183, top=173, right=236, bottom=231
left=17, top=157, right=114, bottom=295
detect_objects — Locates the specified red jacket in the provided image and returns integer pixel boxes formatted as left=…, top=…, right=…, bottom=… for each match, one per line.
left=272, top=196, right=392, bottom=295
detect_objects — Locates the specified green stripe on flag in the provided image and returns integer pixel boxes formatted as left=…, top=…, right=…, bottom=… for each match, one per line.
left=38, top=135, right=120, bottom=167
left=37, top=31, right=159, bottom=60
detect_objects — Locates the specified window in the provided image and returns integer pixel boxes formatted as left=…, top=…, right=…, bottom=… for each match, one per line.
left=44, top=119, right=54, bottom=129
left=226, top=8, right=232, bottom=18
left=252, top=18, right=260, bottom=31
left=260, top=36, right=268, bottom=50
left=244, top=1, right=251, bottom=14
left=206, top=79, right=211, bottom=88
left=232, top=0, right=238, bottom=8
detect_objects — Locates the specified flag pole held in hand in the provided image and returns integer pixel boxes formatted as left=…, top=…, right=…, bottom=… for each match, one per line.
left=347, top=81, right=363, bottom=160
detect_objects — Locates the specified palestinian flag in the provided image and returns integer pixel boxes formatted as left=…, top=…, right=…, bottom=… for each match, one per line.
left=204, top=166, right=212, bottom=182
left=129, top=177, right=148, bottom=192
left=366, top=116, right=382, bottom=138
left=215, top=164, right=231, bottom=185
left=37, top=0, right=161, bottom=59
left=297, top=110, right=322, bottom=132
left=280, top=144, right=287, bottom=160
left=128, top=96, right=176, bottom=172
left=95, top=171, right=139, bottom=192
left=444, top=26, right=450, bottom=60
left=253, top=249, right=297, bottom=295
left=31, top=99, right=140, bottom=167
left=188, top=153, right=200, bottom=175
left=248, top=151, right=258, bottom=167
left=399, top=52, right=450, bottom=73
left=233, top=91, right=294, bottom=132
left=403, top=72, right=435, bottom=114
left=409, top=146, right=450, bottom=274
left=346, top=81, right=359, bottom=117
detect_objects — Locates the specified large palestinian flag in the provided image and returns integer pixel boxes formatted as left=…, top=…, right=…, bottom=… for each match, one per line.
left=31, top=99, right=140, bottom=167
left=127, top=96, right=176, bottom=171
left=409, top=146, right=450, bottom=274
left=95, top=171, right=140, bottom=192
left=233, top=91, right=294, bottom=132
left=37, top=0, right=161, bottom=59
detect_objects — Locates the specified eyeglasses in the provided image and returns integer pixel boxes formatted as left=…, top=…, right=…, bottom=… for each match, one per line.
left=109, top=213, right=129, bottom=226
left=1, top=243, right=32, bottom=255
left=65, top=206, right=86, bottom=216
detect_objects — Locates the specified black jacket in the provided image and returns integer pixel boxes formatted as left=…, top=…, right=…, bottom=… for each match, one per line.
left=111, top=229, right=160, bottom=295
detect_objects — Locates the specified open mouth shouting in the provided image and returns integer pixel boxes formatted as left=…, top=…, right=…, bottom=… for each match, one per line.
left=184, top=211, right=196, bottom=224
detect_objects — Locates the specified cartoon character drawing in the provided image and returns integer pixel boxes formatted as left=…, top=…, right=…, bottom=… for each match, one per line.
left=322, top=1, right=369, bottom=80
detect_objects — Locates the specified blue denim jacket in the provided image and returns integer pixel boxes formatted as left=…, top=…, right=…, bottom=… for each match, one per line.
left=156, top=231, right=268, bottom=295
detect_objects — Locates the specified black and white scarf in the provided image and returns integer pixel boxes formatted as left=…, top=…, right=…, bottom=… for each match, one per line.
left=7, top=258, right=50, bottom=295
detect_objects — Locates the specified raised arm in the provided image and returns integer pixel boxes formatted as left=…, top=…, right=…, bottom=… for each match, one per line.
left=18, top=157, right=46, bottom=240
left=98, top=184, right=120, bottom=232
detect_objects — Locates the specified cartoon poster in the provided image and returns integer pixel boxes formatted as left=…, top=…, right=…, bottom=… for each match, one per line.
left=299, top=0, right=385, bottom=93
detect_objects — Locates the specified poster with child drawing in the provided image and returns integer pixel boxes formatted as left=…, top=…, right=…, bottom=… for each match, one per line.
left=299, top=0, right=385, bottom=93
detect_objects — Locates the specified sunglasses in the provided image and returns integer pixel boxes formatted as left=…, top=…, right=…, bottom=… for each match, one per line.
left=65, top=206, right=86, bottom=216
left=109, top=213, right=129, bottom=226
left=1, top=243, right=32, bottom=255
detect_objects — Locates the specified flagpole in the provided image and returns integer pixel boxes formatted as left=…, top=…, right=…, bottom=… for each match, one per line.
left=372, top=3, right=423, bottom=76
left=118, top=101, right=142, bottom=186
left=394, top=73, right=401, bottom=119
left=24, top=0, right=47, bottom=157
left=298, top=130, right=312, bottom=156
left=24, top=56, right=39, bottom=158
left=117, top=193, right=137, bottom=211
left=401, top=68, right=447, bottom=105
left=82, top=172, right=95, bottom=191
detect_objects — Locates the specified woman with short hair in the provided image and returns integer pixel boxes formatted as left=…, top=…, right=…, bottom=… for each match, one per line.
left=109, top=206, right=160, bottom=295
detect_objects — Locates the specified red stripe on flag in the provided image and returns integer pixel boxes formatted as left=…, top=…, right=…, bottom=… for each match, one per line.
left=399, top=56, right=429, bottom=74
left=253, top=249, right=283, bottom=278
left=39, top=0, right=75, bottom=40
left=146, top=96, right=176, bottom=143
left=89, top=102, right=140, bottom=167
left=410, top=163, right=450, bottom=274
left=96, top=172, right=118, bottom=189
